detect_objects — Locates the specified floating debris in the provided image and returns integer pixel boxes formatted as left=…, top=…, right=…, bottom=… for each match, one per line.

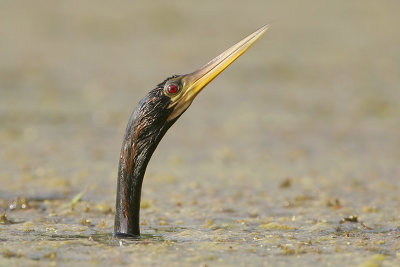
left=79, top=217, right=91, bottom=226
left=97, top=220, right=107, bottom=229
left=280, top=178, right=292, bottom=188
left=340, top=215, right=358, bottom=224
left=259, top=222, right=296, bottom=230
left=326, top=198, right=342, bottom=209
left=2, top=248, right=23, bottom=258
left=360, top=222, right=373, bottom=230
left=43, top=251, right=57, bottom=260
left=69, top=189, right=88, bottom=211
left=278, top=244, right=295, bottom=255
left=0, top=213, right=9, bottom=224
left=8, top=196, right=30, bottom=210
left=338, top=215, right=374, bottom=231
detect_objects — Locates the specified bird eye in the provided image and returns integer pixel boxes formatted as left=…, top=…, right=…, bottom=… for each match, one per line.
left=166, top=84, right=179, bottom=95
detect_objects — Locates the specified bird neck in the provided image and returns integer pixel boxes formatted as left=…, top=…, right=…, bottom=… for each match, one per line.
left=113, top=108, right=175, bottom=238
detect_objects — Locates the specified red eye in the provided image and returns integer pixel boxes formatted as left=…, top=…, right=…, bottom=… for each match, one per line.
left=167, top=84, right=178, bottom=94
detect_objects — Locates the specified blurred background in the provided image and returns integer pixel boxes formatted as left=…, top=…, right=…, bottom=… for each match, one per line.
left=0, top=0, right=399, bottom=265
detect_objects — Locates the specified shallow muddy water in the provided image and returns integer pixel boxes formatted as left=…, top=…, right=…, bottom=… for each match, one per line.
left=1, top=1, right=400, bottom=266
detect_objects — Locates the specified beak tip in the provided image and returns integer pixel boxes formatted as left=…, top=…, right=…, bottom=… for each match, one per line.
left=260, top=24, right=272, bottom=34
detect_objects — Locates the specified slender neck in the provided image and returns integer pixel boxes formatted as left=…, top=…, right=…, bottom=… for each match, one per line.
left=113, top=142, right=143, bottom=237
left=114, top=130, right=156, bottom=237
left=113, top=108, right=176, bottom=237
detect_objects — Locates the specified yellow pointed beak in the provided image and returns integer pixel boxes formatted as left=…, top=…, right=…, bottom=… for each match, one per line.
left=168, top=24, right=271, bottom=121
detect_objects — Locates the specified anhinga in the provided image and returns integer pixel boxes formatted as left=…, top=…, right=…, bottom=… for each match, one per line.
left=114, top=25, right=270, bottom=238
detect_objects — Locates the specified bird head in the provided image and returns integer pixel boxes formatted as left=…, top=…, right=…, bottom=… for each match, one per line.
left=134, top=24, right=271, bottom=134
